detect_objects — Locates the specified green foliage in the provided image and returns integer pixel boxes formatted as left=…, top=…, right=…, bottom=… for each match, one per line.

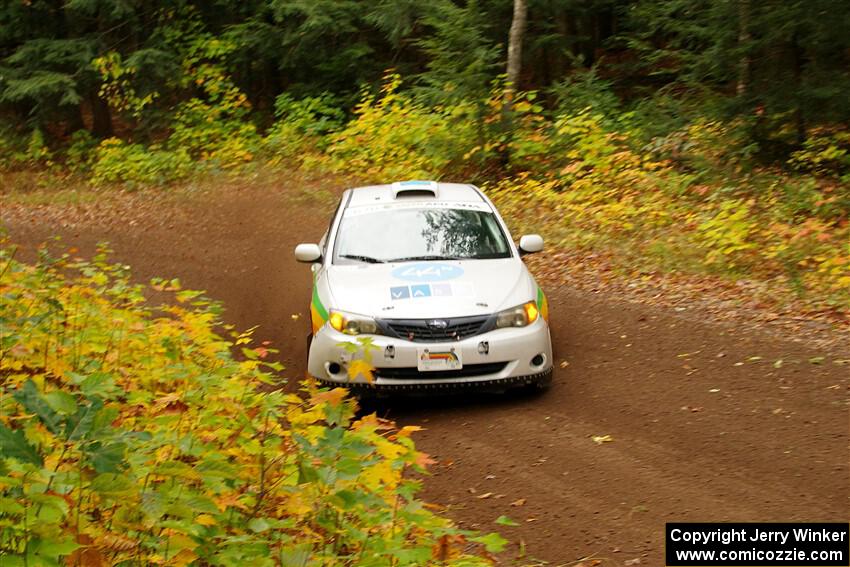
left=65, top=129, right=97, bottom=172
left=788, top=128, right=850, bottom=180
left=169, top=98, right=260, bottom=170
left=549, top=66, right=620, bottom=118
left=695, top=199, right=758, bottom=267
left=486, top=106, right=850, bottom=306
left=322, top=74, right=479, bottom=180
left=91, top=139, right=192, bottom=187
left=93, top=51, right=160, bottom=119
left=0, top=38, right=97, bottom=111
left=0, top=0, right=847, bottom=310
left=624, top=0, right=850, bottom=143
left=0, top=245, right=497, bottom=565
left=263, top=93, right=346, bottom=161
left=273, top=93, right=345, bottom=138
left=20, top=128, right=52, bottom=166
left=415, top=0, right=499, bottom=105
left=0, top=127, right=53, bottom=169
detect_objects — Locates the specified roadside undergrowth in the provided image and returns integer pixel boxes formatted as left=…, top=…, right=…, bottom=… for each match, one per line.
left=2, top=73, right=848, bottom=323
left=0, top=244, right=502, bottom=565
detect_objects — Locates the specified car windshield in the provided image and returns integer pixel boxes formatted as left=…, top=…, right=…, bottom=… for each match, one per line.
left=334, top=207, right=512, bottom=263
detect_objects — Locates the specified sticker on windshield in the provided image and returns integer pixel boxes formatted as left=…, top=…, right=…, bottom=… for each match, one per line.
left=391, top=263, right=464, bottom=282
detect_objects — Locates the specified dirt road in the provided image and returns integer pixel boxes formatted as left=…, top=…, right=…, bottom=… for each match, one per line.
left=4, top=177, right=848, bottom=565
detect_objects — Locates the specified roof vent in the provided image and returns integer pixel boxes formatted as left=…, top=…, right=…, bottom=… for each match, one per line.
left=392, top=180, right=438, bottom=199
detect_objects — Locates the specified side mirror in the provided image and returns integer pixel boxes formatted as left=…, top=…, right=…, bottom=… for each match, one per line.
left=294, top=243, right=322, bottom=263
left=518, top=234, right=544, bottom=256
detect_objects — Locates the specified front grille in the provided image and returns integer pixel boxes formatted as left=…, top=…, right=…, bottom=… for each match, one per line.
left=374, top=362, right=508, bottom=380
left=380, top=315, right=493, bottom=342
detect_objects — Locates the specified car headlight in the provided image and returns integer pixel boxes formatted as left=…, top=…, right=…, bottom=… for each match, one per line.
left=495, top=301, right=539, bottom=328
left=328, top=310, right=380, bottom=335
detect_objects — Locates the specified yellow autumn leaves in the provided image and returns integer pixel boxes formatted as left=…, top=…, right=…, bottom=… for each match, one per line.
left=0, top=245, right=497, bottom=565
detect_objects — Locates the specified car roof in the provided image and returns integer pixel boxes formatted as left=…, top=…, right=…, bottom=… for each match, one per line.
left=345, top=181, right=487, bottom=208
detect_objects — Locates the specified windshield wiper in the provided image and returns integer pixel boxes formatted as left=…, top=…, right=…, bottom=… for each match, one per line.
left=339, top=254, right=385, bottom=264
left=388, top=255, right=465, bottom=262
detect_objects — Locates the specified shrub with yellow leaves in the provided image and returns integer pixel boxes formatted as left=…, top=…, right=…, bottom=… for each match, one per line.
left=0, top=244, right=501, bottom=565
left=322, top=73, right=479, bottom=181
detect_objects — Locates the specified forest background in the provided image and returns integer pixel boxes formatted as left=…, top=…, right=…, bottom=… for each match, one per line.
left=2, top=0, right=849, bottom=309
left=1, top=1, right=849, bottom=564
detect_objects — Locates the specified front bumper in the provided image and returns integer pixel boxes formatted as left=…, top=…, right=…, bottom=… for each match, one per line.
left=308, top=318, right=553, bottom=391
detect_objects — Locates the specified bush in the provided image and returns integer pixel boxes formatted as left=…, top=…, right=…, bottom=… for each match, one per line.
left=549, top=66, right=620, bottom=118
left=788, top=127, right=850, bottom=180
left=0, top=127, right=53, bottom=170
left=169, top=98, right=261, bottom=170
left=485, top=107, right=850, bottom=306
left=0, top=245, right=503, bottom=565
left=323, top=74, right=479, bottom=180
left=91, top=138, right=193, bottom=187
left=0, top=126, right=21, bottom=169
left=262, top=94, right=347, bottom=164
left=273, top=93, right=346, bottom=138
left=65, top=129, right=97, bottom=173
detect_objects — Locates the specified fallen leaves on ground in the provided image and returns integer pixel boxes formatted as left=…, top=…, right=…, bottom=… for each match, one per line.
left=526, top=252, right=850, bottom=355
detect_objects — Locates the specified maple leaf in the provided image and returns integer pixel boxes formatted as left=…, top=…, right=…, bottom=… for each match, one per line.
left=432, top=534, right=465, bottom=561
left=65, top=545, right=105, bottom=567
left=352, top=412, right=396, bottom=431
left=214, top=493, right=248, bottom=512
left=170, top=549, right=198, bottom=567
left=100, top=533, right=138, bottom=552
left=311, top=387, right=348, bottom=407
left=352, top=412, right=379, bottom=429
left=413, top=451, right=436, bottom=469
left=151, top=392, right=188, bottom=415
left=347, top=359, right=375, bottom=383
left=61, top=534, right=98, bottom=567
left=195, top=514, right=217, bottom=526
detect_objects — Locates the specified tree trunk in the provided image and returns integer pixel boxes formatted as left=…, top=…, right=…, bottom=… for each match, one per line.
left=505, top=0, right=528, bottom=108
left=90, top=93, right=114, bottom=138
left=499, top=0, right=529, bottom=168
left=736, top=0, right=752, bottom=97
left=67, top=105, right=85, bottom=135
left=790, top=30, right=806, bottom=145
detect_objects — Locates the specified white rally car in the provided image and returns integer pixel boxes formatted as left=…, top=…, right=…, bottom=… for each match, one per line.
left=295, top=181, right=553, bottom=393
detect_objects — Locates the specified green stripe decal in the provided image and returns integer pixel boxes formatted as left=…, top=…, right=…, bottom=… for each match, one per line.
left=312, top=281, right=328, bottom=321
left=537, top=286, right=549, bottom=321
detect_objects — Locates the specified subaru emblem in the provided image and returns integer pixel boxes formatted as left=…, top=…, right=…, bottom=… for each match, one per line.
left=427, top=319, right=448, bottom=329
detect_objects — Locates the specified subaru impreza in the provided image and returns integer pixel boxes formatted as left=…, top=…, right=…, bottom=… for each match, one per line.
left=295, top=180, right=553, bottom=393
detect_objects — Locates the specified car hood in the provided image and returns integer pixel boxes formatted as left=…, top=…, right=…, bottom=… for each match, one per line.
left=325, top=259, right=533, bottom=319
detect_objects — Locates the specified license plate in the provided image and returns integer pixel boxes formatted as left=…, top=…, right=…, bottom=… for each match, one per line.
left=417, top=347, right=463, bottom=371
